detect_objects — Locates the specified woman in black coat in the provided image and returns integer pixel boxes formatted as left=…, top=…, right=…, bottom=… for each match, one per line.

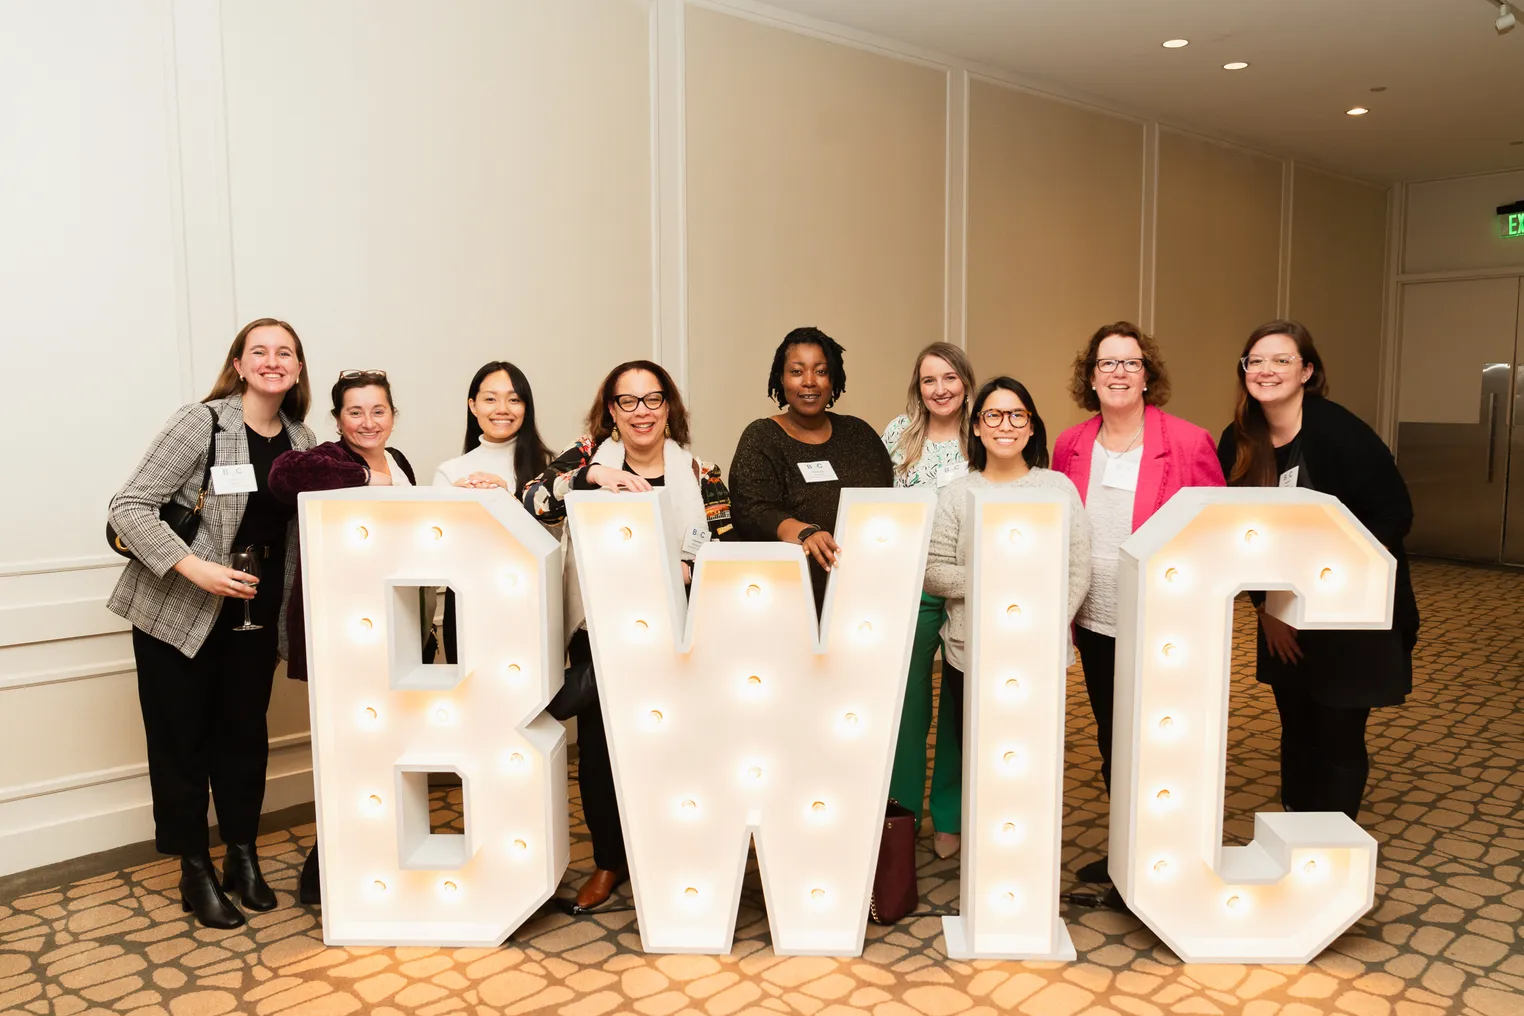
left=1217, top=320, right=1419, bottom=821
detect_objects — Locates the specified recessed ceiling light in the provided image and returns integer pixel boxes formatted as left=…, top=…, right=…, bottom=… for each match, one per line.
left=1223, top=61, right=1250, bottom=70
left=1346, top=107, right=1370, bottom=116
left=1162, top=39, right=1190, bottom=48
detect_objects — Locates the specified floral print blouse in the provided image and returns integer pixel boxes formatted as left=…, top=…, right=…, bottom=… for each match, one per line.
left=881, top=414, right=968, bottom=490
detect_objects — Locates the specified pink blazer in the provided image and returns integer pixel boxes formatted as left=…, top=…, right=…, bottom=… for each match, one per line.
left=1052, top=405, right=1225, bottom=532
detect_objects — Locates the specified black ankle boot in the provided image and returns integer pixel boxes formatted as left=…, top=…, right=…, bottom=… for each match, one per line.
left=180, top=853, right=245, bottom=929
left=221, top=843, right=277, bottom=911
left=299, top=845, right=321, bottom=906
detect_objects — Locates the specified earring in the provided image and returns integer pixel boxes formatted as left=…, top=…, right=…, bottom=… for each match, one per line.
left=664, top=424, right=671, bottom=439
left=611, top=426, right=620, bottom=442
left=238, top=375, right=245, bottom=383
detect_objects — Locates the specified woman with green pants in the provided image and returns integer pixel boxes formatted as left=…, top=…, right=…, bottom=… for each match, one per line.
left=881, top=342, right=976, bottom=859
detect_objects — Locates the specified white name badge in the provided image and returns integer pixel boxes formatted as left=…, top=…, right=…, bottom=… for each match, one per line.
left=681, top=524, right=710, bottom=556
left=1278, top=465, right=1300, bottom=488
left=1101, top=456, right=1139, bottom=492
left=798, top=460, right=838, bottom=483
left=936, top=462, right=969, bottom=488
left=211, top=463, right=258, bottom=495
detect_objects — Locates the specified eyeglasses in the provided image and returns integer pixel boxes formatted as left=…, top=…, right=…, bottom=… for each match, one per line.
left=613, top=391, right=666, bottom=412
left=1096, top=358, right=1146, bottom=374
left=979, top=408, right=1032, bottom=429
left=1240, top=354, right=1301, bottom=372
left=339, top=369, right=388, bottom=380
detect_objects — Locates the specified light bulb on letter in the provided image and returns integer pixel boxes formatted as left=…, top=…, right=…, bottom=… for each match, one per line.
left=513, top=839, right=527, bottom=851
left=857, top=621, right=873, bottom=635
left=355, top=525, right=369, bottom=541
left=811, top=887, right=826, bottom=899
left=649, top=709, right=663, bottom=724
left=745, top=584, right=761, bottom=599
left=619, top=526, right=633, bottom=541
left=684, top=886, right=698, bottom=897
left=1164, top=567, right=1178, bottom=583
left=431, top=526, right=444, bottom=541
left=634, top=619, right=648, bottom=631
left=1244, top=528, right=1258, bottom=545
left=811, top=800, right=826, bottom=812
left=747, top=766, right=762, bottom=780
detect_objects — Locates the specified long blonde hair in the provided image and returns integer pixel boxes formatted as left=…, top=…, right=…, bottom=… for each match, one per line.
left=203, top=318, right=312, bottom=421
left=892, top=342, right=975, bottom=478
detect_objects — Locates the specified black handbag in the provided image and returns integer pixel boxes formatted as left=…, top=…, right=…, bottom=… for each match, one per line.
left=548, top=654, right=597, bottom=722
left=107, top=407, right=220, bottom=562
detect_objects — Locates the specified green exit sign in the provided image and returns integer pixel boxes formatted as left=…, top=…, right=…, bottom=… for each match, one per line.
left=1502, top=201, right=1524, bottom=238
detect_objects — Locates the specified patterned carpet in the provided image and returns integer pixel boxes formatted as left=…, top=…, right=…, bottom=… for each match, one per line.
left=1, top=559, right=1521, bottom=1016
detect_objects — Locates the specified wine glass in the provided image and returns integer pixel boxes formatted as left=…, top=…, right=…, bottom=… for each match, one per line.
left=230, top=547, right=263, bottom=632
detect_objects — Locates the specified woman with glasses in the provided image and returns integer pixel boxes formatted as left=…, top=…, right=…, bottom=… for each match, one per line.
left=730, top=327, right=895, bottom=611
left=880, top=342, right=976, bottom=858
left=107, top=319, right=316, bottom=928
left=268, top=370, right=417, bottom=905
left=1217, top=320, right=1417, bottom=822
left=1052, top=321, right=1223, bottom=886
left=925, top=378, right=1090, bottom=853
left=523, top=360, right=734, bottom=912
left=432, top=361, right=555, bottom=663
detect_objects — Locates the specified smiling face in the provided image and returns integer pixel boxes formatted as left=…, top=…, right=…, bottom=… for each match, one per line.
left=1090, top=333, right=1146, bottom=416
left=1243, top=333, right=1313, bottom=408
left=918, top=354, right=966, bottom=421
left=337, top=385, right=395, bottom=453
left=233, top=324, right=302, bottom=398
left=973, top=387, right=1032, bottom=465
left=781, top=342, right=832, bottom=417
left=610, top=368, right=669, bottom=455
left=469, top=369, right=524, bottom=443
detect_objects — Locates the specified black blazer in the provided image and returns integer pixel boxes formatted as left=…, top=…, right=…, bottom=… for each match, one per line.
left=1217, top=396, right=1419, bottom=708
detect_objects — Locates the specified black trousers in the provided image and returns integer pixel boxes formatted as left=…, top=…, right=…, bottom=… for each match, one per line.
left=132, top=558, right=283, bottom=856
left=568, top=629, right=626, bottom=872
left=1272, top=683, right=1370, bottom=820
left=1073, top=625, right=1116, bottom=794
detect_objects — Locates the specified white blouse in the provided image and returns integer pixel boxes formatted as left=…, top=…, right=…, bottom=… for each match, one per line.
left=433, top=437, right=517, bottom=490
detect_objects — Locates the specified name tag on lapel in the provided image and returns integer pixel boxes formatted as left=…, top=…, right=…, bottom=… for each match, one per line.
left=211, top=463, right=257, bottom=495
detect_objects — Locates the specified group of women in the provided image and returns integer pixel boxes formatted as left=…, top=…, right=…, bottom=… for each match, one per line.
left=108, top=317, right=1418, bottom=928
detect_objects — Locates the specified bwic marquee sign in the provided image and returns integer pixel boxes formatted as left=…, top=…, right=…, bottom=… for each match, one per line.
left=297, top=485, right=1393, bottom=965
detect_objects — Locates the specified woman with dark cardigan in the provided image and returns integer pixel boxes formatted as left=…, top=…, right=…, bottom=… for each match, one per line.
left=1217, top=320, right=1419, bottom=821
left=729, top=327, right=895, bottom=611
left=268, top=371, right=418, bottom=905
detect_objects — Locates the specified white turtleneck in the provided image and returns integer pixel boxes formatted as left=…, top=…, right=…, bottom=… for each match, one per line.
left=434, top=436, right=519, bottom=489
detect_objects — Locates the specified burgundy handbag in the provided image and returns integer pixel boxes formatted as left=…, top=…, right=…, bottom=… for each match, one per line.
left=869, top=800, right=919, bottom=924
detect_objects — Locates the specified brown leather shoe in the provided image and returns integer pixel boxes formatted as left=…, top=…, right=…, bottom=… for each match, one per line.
left=573, top=868, right=626, bottom=912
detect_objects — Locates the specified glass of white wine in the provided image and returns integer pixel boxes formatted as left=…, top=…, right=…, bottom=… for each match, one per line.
left=229, top=547, right=262, bottom=632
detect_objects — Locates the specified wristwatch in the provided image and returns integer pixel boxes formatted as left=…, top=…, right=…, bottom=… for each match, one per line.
left=797, top=525, right=821, bottom=543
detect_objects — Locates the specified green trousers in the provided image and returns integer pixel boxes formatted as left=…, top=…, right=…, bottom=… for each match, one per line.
left=888, top=592, right=962, bottom=832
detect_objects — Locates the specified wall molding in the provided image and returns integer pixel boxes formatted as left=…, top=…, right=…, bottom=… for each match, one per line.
left=0, top=657, right=135, bottom=693
left=1395, top=265, right=1524, bottom=283
left=944, top=68, right=968, bottom=350
left=0, top=597, right=129, bottom=649
left=651, top=0, right=690, bottom=387
left=0, top=556, right=123, bottom=579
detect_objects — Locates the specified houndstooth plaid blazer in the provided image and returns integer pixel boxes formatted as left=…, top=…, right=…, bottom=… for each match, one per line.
left=107, top=393, right=316, bottom=659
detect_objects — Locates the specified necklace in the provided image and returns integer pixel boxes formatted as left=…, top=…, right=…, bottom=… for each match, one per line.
left=1100, top=422, right=1143, bottom=458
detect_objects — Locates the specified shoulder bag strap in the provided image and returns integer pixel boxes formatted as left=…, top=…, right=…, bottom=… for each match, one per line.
left=193, top=405, right=221, bottom=514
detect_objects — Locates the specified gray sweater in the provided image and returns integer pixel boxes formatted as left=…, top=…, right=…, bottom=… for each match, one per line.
left=924, top=468, right=1092, bottom=668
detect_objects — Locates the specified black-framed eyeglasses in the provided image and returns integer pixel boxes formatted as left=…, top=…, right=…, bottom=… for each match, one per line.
left=339, top=369, right=388, bottom=380
left=1240, top=354, right=1301, bottom=372
left=613, top=391, right=666, bottom=412
left=979, top=408, right=1031, bottom=429
left=1096, top=358, right=1145, bottom=374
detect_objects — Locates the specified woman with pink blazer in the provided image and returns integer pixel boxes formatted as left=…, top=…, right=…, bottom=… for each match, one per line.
left=1052, top=321, right=1224, bottom=888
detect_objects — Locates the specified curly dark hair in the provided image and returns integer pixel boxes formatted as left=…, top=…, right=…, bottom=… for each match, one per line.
left=584, top=360, right=691, bottom=447
left=1067, top=321, right=1172, bottom=412
left=767, top=326, right=847, bottom=409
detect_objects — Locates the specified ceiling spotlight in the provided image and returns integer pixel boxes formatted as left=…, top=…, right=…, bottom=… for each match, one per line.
left=1162, top=38, right=1189, bottom=48
left=1223, top=61, right=1249, bottom=70
left=1498, top=2, right=1517, bottom=33
left=1346, top=107, right=1369, bottom=116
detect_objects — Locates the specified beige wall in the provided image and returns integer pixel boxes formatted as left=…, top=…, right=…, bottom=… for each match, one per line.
left=684, top=7, right=948, bottom=467
left=1154, top=130, right=1284, bottom=436
left=1404, top=169, right=1524, bottom=274
left=965, top=80, right=1145, bottom=435
left=1288, top=166, right=1389, bottom=426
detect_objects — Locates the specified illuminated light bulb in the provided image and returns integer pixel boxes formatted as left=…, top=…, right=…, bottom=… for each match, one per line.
left=509, top=752, right=524, bottom=767
left=1303, top=859, right=1318, bottom=875
left=1001, top=822, right=1016, bottom=835
left=502, top=572, right=519, bottom=589
left=1244, top=528, right=1258, bottom=545
left=1004, top=677, right=1020, bottom=693
left=745, top=584, right=761, bottom=599
left=1002, top=751, right=1017, bottom=765
left=1161, top=642, right=1176, bottom=658
left=506, top=663, right=521, bottom=676
left=1164, top=567, right=1178, bottom=582
left=513, top=839, right=527, bottom=851
left=811, top=800, right=826, bottom=812
left=442, top=880, right=458, bottom=893
left=372, top=879, right=387, bottom=892
left=1002, top=892, right=1016, bottom=903
left=1007, top=527, right=1023, bottom=543
left=1006, top=603, right=1021, bottom=618
left=431, top=526, right=444, bottom=541
left=358, top=617, right=373, bottom=630
left=747, top=674, right=762, bottom=686
left=681, top=799, right=696, bottom=810
left=634, top=619, right=648, bottom=631
left=434, top=708, right=449, bottom=722
left=1226, top=894, right=1242, bottom=911
left=367, top=794, right=382, bottom=808
left=857, top=621, right=873, bottom=634
left=620, top=526, right=633, bottom=541
left=355, top=525, right=369, bottom=540
left=684, top=887, right=698, bottom=897
left=747, top=766, right=762, bottom=780
left=1156, top=788, right=1172, bottom=802
left=1158, top=715, right=1173, bottom=730
left=811, top=888, right=825, bottom=899
left=843, top=712, right=858, bottom=725
left=1320, top=567, right=1334, bottom=582
left=364, top=706, right=378, bottom=721
left=649, top=709, right=663, bottom=724
left=1154, top=859, right=1169, bottom=875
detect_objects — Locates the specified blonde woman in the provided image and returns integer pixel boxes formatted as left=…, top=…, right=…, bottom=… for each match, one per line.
left=881, top=342, right=975, bottom=858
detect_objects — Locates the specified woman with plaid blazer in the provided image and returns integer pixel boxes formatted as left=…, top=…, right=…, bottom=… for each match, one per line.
left=107, top=319, right=316, bottom=930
